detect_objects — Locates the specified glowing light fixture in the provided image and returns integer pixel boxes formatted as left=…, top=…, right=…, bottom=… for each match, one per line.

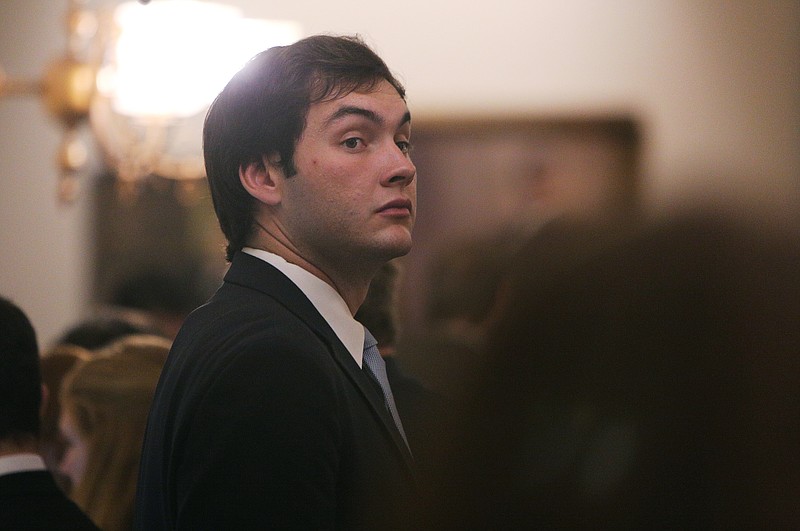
left=0, top=0, right=302, bottom=202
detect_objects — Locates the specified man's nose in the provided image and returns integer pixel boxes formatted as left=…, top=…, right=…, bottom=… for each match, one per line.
left=384, top=147, right=416, bottom=187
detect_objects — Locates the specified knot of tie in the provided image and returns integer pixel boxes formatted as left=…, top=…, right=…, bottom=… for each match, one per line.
left=364, top=328, right=379, bottom=352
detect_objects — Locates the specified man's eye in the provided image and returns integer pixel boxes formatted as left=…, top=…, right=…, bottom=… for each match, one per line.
left=342, top=138, right=363, bottom=149
left=396, top=141, right=412, bottom=154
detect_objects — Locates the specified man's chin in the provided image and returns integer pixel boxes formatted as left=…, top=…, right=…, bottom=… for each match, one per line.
left=377, top=233, right=413, bottom=260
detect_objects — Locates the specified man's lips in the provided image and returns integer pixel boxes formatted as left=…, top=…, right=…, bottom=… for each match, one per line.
left=377, top=199, right=413, bottom=216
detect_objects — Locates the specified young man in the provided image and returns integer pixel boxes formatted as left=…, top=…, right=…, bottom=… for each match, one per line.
left=135, top=35, right=419, bottom=529
left=0, top=296, right=100, bottom=530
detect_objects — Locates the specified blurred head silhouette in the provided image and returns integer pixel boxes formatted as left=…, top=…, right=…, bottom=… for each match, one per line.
left=0, top=295, right=41, bottom=450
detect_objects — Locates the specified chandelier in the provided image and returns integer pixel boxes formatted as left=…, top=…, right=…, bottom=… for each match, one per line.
left=0, top=0, right=302, bottom=202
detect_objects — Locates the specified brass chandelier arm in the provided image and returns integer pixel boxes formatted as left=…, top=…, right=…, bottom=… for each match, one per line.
left=0, top=0, right=100, bottom=203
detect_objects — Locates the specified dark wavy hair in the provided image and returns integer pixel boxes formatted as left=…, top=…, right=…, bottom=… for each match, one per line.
left=203, top=34, right=406, bottom=261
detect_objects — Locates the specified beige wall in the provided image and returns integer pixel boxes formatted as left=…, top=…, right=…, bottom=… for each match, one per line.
left=1, top=0, right=798, bottom=345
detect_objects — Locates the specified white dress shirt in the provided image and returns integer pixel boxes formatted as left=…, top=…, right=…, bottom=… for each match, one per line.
left=0, top=453, right=46, bottom=477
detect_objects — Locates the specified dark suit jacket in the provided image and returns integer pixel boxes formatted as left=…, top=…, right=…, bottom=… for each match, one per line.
left=135, top=252, right=418, bottom=530
left=0, top=470, right=100, bottom=530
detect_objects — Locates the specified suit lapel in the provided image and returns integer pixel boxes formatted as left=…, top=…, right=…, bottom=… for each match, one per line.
left=224, top=253, right=417, bottom=474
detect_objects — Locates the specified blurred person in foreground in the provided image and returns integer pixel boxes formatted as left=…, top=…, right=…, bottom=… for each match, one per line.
left=427, top=210, right=800, bottom=529
left=59, top=334, right=170, bottom=531
left=0, top=295, right=99, bottom=530
left=136, top=34, right=418, bottom=529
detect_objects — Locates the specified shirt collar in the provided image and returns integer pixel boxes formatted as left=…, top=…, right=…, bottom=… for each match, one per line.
left=0, top=453, right=46, bottom=477
left=242, top=248, right=365, bottom=367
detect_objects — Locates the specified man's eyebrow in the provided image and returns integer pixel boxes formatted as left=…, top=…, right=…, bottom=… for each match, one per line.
left=324, top=106, right=412, bottom=129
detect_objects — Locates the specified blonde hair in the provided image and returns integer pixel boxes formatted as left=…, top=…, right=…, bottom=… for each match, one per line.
left=61, top=334, right=170, bottom=531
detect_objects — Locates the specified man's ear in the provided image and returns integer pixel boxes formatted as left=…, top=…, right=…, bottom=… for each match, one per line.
left=239, top=155, right=283, bottom=206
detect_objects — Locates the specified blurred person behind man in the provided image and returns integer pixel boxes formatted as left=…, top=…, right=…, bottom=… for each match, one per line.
left=112, top=268, right=216, bottom=340
left=355, top=260, right=448, bottom=479
left=42, top=311, right=163, bottom=495
left=59, top=334, right=170, bottom=531
left=136, top=34, right=419, bottom=529
left=56, top=313, right=161, bottom=351
left=0, top=295, right=100, bottom=530
left=397, top=229, right=524, bottom=400
left=38, top=343, right=92, bottom=493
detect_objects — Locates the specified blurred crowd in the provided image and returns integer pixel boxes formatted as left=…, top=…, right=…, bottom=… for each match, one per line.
left=2, top=204, right=799, bottom=529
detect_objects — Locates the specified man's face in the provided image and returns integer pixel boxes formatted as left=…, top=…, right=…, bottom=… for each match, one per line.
left=278, top=79, right=416, bottom=270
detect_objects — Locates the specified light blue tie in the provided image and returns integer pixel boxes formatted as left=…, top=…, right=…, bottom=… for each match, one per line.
left=362, top=327, right=410, bottom=451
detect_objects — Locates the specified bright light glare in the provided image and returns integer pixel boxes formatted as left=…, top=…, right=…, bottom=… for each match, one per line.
left=102, top=1, right=302, bottom=118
